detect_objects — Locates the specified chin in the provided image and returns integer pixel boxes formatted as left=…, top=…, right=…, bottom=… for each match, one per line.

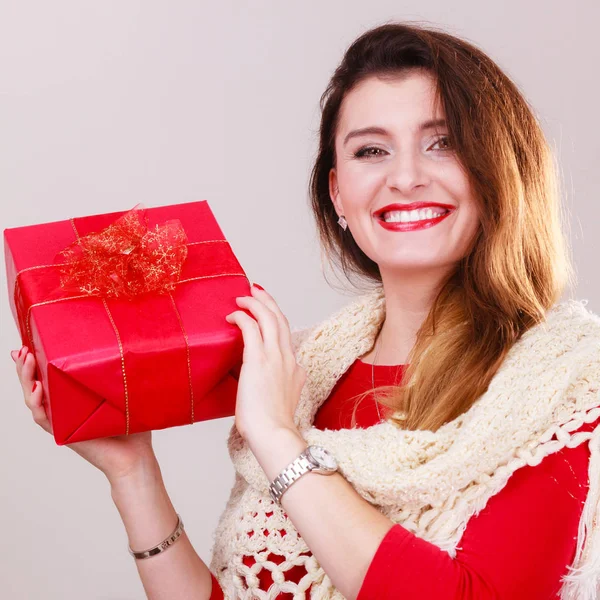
left=381, top=260, right=448, bottom=273
left=377, top=250, right=460, bottom=272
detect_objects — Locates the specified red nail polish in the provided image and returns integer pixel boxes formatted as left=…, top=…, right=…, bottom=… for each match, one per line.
left=252, top=283, right=265, bottom=291
left=32, top=382, right=37, bottom=393
left=18, top=347, right=23, bottom=358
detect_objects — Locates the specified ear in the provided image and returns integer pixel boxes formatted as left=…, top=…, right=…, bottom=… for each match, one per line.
left=329, top=168, right=343, bottom=217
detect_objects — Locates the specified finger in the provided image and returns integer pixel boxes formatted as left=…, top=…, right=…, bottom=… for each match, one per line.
left=13, top=346, right=27, bottom=377
left=21, top=349, right=37, bottom=381
left=225, top=310, right=265, bottom=361
left=250, top=284, right=293, bottom=354
left=28, top=380, right=53, bottom=434
left=14, top=346, right=31, bottom=382
left=234, top=296, right=282, bottom=356
left=18, top=349, right=37, bottom=395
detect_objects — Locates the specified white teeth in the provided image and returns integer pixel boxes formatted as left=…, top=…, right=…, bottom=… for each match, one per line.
left=381, top=207, right=449, bottom=223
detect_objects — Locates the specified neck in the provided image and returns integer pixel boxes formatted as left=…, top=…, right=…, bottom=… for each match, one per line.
left=366, top=267, right=450, bottom=365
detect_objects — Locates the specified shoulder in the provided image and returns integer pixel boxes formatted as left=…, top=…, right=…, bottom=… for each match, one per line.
left=512, top=299, right=600, bottom=379
left=291, top=326, right=315, bottom=354
left=544, top=298, right=600, bottom=338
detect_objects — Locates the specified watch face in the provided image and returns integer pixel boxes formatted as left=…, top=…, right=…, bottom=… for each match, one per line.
left=309, top=446, right=337, bottom=470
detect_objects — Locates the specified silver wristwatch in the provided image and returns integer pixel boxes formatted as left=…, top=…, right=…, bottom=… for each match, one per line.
left=269, top=445, right=338, bottom=505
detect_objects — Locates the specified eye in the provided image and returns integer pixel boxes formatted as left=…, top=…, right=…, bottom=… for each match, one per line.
left=353, top=146, right=387, bottom=159
left=428, top=135, right=452, bottom=151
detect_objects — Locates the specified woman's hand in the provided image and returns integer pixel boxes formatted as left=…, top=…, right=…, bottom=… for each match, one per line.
left=225, top=283, right=306, bottom=444
left=12, top=346, right=158, bottom=485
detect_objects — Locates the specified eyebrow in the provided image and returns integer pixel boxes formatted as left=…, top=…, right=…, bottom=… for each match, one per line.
left=343, top=118, right=447, bottom=147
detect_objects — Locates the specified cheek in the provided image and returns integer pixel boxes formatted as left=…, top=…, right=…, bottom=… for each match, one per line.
left=453, top=198, right=481, bottom=257
left=446, top=170, right=479, bottom=226
left=442, top=171, right=480, bottom=251
left=338, top=163, right=381, bottom=204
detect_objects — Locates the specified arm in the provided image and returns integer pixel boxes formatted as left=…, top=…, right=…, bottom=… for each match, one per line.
left=248, top=428, right=395, bottom=600
left=109, top=456, right=221, bottom=600
left=12, top=345, right=225, bottom=598
left=226, top=289, right=388, bottom=598
left=250, top=417, right=597, bottom=600
left=357, top=417, right=595, bottom=600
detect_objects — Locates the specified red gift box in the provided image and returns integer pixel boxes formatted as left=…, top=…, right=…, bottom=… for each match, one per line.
left=4, top=200, right=249, bottom=445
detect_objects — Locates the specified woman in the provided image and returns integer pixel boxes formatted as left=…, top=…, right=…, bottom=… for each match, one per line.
left=13, top=22, right=600, bottom=600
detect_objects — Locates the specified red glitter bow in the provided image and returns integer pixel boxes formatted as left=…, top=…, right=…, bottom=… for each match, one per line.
left=55, top=204, right=189, bottom=299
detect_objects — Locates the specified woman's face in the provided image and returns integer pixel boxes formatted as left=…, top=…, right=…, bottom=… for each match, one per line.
left=329, top=71, right=480, bottom=277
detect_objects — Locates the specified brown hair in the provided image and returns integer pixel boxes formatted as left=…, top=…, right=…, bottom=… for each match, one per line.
left=308, top=21, right=573, bottom=431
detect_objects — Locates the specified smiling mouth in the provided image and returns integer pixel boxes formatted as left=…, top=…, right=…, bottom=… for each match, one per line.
left=378, top=207, right=452, bottom=223
left=376, top=207, right=454, bottom=231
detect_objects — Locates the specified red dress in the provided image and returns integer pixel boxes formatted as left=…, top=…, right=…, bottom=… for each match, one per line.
left=209, top=359, right=598, bottom=599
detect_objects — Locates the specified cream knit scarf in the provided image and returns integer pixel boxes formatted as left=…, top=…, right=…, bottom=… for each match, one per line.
left=210, top=287, right=600, bottom=600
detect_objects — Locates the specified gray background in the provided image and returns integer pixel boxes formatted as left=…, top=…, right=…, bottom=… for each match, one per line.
left=1, top=1, right=598, bottom=598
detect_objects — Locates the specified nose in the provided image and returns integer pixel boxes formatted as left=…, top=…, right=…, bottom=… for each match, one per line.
left=385, top=149, right=430, bottom=194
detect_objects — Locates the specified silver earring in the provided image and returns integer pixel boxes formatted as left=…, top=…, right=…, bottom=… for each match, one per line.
left=337, top=215, right=348, bottom=231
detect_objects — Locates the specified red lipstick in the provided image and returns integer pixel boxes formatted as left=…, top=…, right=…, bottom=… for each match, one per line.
left=374, top=202, right=456, bottom=233
left=373, top=202, right=456, bottom=219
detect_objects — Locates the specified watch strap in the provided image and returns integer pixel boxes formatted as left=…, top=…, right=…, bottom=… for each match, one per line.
left=269, top=449, right=315, bottom=505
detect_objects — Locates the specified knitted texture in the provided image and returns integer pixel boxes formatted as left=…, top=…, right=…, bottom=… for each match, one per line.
left=209, top=287, right=600, bottom=599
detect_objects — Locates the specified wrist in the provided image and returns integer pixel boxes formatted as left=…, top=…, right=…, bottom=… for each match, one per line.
left=109, top=455, right=163, bottom=499
left=247, top=424, right=302, bottom=453
left=248, top=427, right=308, bottom=482
left=108, top=459, right=179, bottom=554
